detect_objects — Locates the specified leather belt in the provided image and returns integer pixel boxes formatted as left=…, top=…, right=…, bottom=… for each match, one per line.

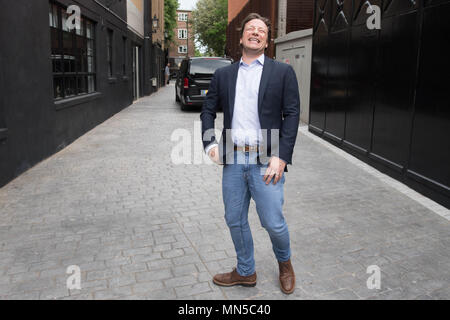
left=234, top=144, right=261, bottom=153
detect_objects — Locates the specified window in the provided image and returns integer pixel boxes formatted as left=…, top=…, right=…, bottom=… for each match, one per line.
left=189, top=59, right=232, bottom=75
left=107, top=29, right=113, bottom=77
left=178, top=29, right=187, bottom=39
left=49, top=2, right=96, bottom=100
left=178, top=45, right=187, bottom=54
left=123, top=37, right=127, bottom=76
left=178, top=13, right=188, bottom=21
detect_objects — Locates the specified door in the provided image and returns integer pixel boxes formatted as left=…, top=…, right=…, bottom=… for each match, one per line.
left=132, top=46, right=140, bottom=101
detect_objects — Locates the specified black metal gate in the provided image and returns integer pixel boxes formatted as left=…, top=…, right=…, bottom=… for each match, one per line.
left=310, top=0, right=450, bottom=208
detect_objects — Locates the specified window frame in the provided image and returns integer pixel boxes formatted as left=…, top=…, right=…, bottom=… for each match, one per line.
left=178, top=13, right=188, bottom=21
left=50, top=1, right=97, bottom=101
left=178, top=45, right=188, bottom=54
left=122, top=36, right=127, bottom=77
left=107, top=28, right=114, bottom=78
left=178, top=29, right=188, bottom=40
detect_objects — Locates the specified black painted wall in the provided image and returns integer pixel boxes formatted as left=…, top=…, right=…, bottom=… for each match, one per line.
left=0, top=0, right=153, bottom=187
left=310, top=0, right=450, bottom=208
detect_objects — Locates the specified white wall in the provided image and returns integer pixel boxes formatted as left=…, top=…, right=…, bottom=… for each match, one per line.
left=275, top=29, right=313, bottom=124
left=127, top=0, right=144, bottom=38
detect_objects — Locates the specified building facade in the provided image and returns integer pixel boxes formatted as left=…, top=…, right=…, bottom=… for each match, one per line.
left=229, top=0, right=250, bottom=23
left=127, top=0, right=150, bottom=98
left=151, top=0, right=165, bottom=47
left=168, top=10, right=195, bottom=70
left=277, top=0, right=314, bottom=38
left=227, top=0, right=314, bottom=62
left=151, top=0, right=166, bottom=88
left=0, top=0, right=161, bottom=188
left=310, top=0, right=450, bottom=208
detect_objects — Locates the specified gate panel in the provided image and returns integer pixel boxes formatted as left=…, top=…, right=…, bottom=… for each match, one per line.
left=409, top=2, right=450, bottom=198
left=371, top=10, right=419, bottom=171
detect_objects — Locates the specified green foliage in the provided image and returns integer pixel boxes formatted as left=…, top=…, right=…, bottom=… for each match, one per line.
left=191, top=0, right=228, bottom=57
left=194, top=47, right=203, bottom=57
left=164, top=0, right=179, bottom=44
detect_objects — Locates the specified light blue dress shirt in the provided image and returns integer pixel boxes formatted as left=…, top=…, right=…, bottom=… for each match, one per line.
left=232, top=54, right=264, bottom=147
left=206, top=54, right=265, bottom=154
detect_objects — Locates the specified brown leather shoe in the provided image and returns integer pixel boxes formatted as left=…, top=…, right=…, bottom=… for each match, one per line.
left=213, top=268, right=257, bottom=287
left=278, top=259, right=295, bottom=294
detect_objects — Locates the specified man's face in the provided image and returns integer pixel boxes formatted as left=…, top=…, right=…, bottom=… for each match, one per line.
left=240, top=19, right=269, bottom=54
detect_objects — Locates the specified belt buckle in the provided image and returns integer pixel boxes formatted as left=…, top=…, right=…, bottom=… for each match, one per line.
left=246, top=144, right=259, bottom=153
left=234, top=144, right=262, bottom=153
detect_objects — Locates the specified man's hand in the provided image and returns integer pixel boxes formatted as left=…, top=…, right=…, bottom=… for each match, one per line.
left=263, top=157, right=286, bottom=185
left=208, top=146, right=220, bottom=164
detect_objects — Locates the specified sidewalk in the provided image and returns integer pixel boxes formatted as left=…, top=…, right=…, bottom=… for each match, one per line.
left=0, top=84, right=449, bottom=300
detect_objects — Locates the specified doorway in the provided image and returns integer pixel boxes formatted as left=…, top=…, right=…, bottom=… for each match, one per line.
left=132, top=45, right=140, bottom=101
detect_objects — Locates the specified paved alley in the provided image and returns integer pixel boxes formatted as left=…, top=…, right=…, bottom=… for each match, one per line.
left=0, top=83, right=449, bottom=300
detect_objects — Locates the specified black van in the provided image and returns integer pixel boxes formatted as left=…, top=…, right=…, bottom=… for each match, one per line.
left=175, top=57, right=233, bottom=111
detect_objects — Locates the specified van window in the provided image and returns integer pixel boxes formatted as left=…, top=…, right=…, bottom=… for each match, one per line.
left=189, top=59, right=232, bottom=75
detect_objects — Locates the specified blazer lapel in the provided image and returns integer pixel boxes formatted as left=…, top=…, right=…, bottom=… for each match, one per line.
left=258, top=56, right=274, bottom=118
left=228, top=62, right=240, bottom=121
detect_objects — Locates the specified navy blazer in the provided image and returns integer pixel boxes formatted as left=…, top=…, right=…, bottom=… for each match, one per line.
left=200, top=56, right=300, bottom=167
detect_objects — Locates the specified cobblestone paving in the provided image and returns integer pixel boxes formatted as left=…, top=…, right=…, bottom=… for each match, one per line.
left=0, top=83, right=449, bottom=300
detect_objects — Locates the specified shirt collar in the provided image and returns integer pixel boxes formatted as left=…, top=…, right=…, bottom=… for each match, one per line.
left=240, top=54, right=265, bottom=67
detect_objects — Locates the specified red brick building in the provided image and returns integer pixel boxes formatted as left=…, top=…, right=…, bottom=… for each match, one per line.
left=226, top=0, right=313, bottom=62
left=226, top=0, right=277, bottom=61
left=283, top=0, right=314, bottom=35
left=168, top=10, right=196, bottom=69
left=228, top=0, right=249, bottom=23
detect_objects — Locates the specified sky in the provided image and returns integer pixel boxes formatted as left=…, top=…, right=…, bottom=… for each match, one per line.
left=178, top=0, right=198, bottom=11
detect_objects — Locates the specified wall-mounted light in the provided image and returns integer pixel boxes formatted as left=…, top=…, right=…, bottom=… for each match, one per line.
left=152, top=14, right=159, bottom=33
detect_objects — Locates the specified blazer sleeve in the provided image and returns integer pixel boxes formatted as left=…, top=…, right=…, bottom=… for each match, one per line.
left=200, top=69, right=221, bottom=151
left=279, top=65, right=300, bottom=165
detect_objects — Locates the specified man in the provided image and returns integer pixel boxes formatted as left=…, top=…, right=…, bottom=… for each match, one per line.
left=165, top=62, right=171, bottom=85
left=200, top=13, right=300, bottom=294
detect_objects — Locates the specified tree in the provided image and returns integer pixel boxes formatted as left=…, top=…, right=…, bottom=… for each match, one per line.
left=164, top=0, right=179, bottom=44
left=194, top=47, right=203, bottom=57
left=190, top=0, right=227, bottom=57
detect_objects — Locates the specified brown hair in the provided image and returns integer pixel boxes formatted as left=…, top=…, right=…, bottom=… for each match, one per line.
left=238, top=13, right=271, bottom=43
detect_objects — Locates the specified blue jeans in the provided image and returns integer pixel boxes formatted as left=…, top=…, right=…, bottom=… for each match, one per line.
left=222, top=151, right=291, bottom=277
